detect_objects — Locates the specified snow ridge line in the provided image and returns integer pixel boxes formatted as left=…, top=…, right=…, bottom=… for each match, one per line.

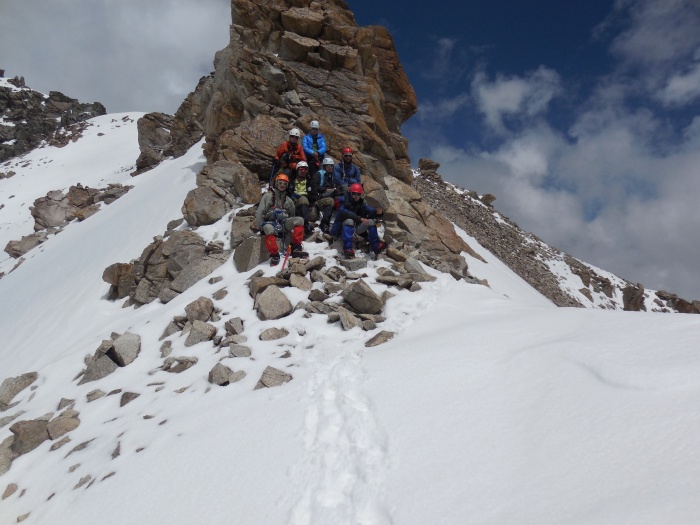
left=287, top=331, right=392, bottom=525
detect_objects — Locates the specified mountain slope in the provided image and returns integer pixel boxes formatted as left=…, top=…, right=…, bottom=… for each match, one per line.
left=1, top=115, right=700, bottom=525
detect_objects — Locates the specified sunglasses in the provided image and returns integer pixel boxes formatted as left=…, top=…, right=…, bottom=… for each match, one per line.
left=350, top=192, right=362, bottom=196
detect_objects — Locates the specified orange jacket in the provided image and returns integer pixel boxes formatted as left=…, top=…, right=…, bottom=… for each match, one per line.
left=275, top=141, right=306, bottom=170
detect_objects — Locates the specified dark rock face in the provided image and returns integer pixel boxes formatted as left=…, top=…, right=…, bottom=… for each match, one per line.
left=132, top=112, right=175, bottom=175
left=0, top=74, right=106, bottom=162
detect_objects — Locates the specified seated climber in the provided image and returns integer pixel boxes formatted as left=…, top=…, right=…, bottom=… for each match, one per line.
left=333, top=147, right=361, bottom=195
left=272, top=128, right=306, bottom=186
left=331, top=183, right=387, bottom=259
left=302, top=120, right=327, bottom=176
left=256, top=173, right=306, bottom=265
left=310, top=156, right=339, bottom=234
left=289, top=161, right=314, bottom=235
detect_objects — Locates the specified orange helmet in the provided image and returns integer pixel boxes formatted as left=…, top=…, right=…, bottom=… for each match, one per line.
left=349, top=183, right=363, bottom=194
left=275, top=173, right=290, bottom=184
left=342, top=147, right=353, bottom=156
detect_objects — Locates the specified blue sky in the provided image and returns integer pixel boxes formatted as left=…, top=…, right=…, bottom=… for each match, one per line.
left=1, top=0, right=699, bottom=300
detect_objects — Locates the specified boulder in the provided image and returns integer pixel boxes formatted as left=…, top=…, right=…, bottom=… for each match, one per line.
left=0, top=436, right=14, bottom=476
left=208, top=363, right=246, bottom=386
left=182, top=186, right=231, bottom=226
left=185, top=296, right=215, bottom=323
left=365, top=331, right=396, bottom=347
left=224, top=317, right=245, bottom=335
left=0, top=372, right=38, bottom=412
left=10, top=420, right=50, bottom=455
left=234, top=236, right=269, bottom=272
left=341, top=279, right=384, bottom=314
left=184, top=320, right=217, bottom=347
left=109, top=332, right=141, bottom=367
left=259, top=327, right=289, bottom=341
left=255, top=286, right=293, bottom=320
left=254, top=366, right=293, bottom=390
left=230, top=215, right=257, bottom=248
left=229, top=344, right=253, bottom=358
left=47, top=413, right=80, bottom=440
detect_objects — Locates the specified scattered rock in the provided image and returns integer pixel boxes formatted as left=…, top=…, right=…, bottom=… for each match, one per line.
left=255, top=286, right=293, bottom=320
left=120, top=392, right=140, bottom=407
left=365, top=331, right=396, bottom=347
left=254, top=366, right=293, bottom=390
left=259, top=327, right=289, bottom=341
left=185, top=296, right=215, bottom=322
left=0, top=372, right=38, bottom=412
left=341, top=279, right=384, bottom=314
left=184, top=320, right=217, bottom=347
left=208, top=363, right=246, bottom=386
left=9, top=420, right=50, bottom=455
left=228, top=344, right=252, bottom=358
left=47, top=413, right=81, bottom=440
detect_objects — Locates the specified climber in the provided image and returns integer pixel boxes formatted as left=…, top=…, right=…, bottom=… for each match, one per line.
left=256, top=173, right=307, bottom=265
left=301, top=120, right=327, bottom=176
left=333, top=147, right=361, bottom=196
left=331, top=183, right=387, bottom=259
left=289, top=161, right=314, bottom=235
left=310, top=156, right=340, bottom=234
left=272, top=128, right=306, bottom=186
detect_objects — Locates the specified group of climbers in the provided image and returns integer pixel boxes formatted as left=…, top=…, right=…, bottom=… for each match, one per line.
left=258, top=123, right=387, bottom=265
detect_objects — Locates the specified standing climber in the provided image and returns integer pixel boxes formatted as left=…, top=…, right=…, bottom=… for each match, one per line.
left=256, top=173, right=306, bottom=265
left=272, top=128, right=306, bottom=186
left=331, top=183, right=387, bottom=259
left=333, top=147, right=361, bottom=196
left=290, top=161, right=315, bottom=235
left=302, top=120, right=327, bottom=176
left=310, top=156, right=339, bottom=234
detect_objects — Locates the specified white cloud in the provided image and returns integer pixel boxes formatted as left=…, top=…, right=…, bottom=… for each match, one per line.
left=657, top=57, right=700, bottom=106
left=0, top=0, right=230, bottom=113
left=471, top=66, right=562, bottom=135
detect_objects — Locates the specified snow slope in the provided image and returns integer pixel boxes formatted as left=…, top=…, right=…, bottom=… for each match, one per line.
left=1, top=116, right=700, bottom=525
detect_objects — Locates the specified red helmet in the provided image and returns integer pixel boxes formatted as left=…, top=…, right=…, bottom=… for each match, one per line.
left=349, top=183, right=363, bottom=195
left=342, top=147, right=353, bottom=156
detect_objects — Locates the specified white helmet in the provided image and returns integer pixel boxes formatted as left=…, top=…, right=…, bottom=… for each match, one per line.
left=289, top=128, right=301, bottom=138
left=322, top=157, right=334, bottom=166
left=296, top=161, right=309, bottom=169
left=310, top=120, right=320, bottom=130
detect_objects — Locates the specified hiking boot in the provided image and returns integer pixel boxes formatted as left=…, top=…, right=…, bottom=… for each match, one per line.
left=291, top=244, right=307, bottom=258
left=270, top=252, right=280, bottom=266
left=373, top=241, right=388, bottom=255
left=344, top=249, right=355, bottom=259
left=320, top=223, right=330, bottom=234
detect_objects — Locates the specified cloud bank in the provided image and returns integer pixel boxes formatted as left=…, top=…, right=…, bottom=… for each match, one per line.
left=413, top=0, right=700, bottom=299
left=0, top=0, right=231, bottom=113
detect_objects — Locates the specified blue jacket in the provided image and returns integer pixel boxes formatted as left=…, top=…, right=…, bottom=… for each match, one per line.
left=302, top=134, right=327, bottom=157
left=333, top=161, right=361, bottom=187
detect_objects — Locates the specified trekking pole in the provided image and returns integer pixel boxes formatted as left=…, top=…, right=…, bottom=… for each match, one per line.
left=281, top=244, right=292, bottom=270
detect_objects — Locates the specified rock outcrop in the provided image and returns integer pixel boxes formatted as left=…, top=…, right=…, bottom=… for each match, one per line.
left=4, top=183, right=132, bottom=259
left=414, top=160, right=700, bottom=313
left=146, top=0, right=476, bottom=273
left=0, top=73, right=106, bottom=163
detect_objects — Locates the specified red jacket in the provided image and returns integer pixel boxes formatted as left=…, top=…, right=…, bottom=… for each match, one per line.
left=275, top=141, right=306, bottom=170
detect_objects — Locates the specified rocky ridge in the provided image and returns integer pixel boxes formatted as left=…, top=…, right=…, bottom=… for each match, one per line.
left=413, top=159, right=700, bottom=314
left=0, top=71, right=106, bottom=165
left=110, top=0, right=480, bottom=309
